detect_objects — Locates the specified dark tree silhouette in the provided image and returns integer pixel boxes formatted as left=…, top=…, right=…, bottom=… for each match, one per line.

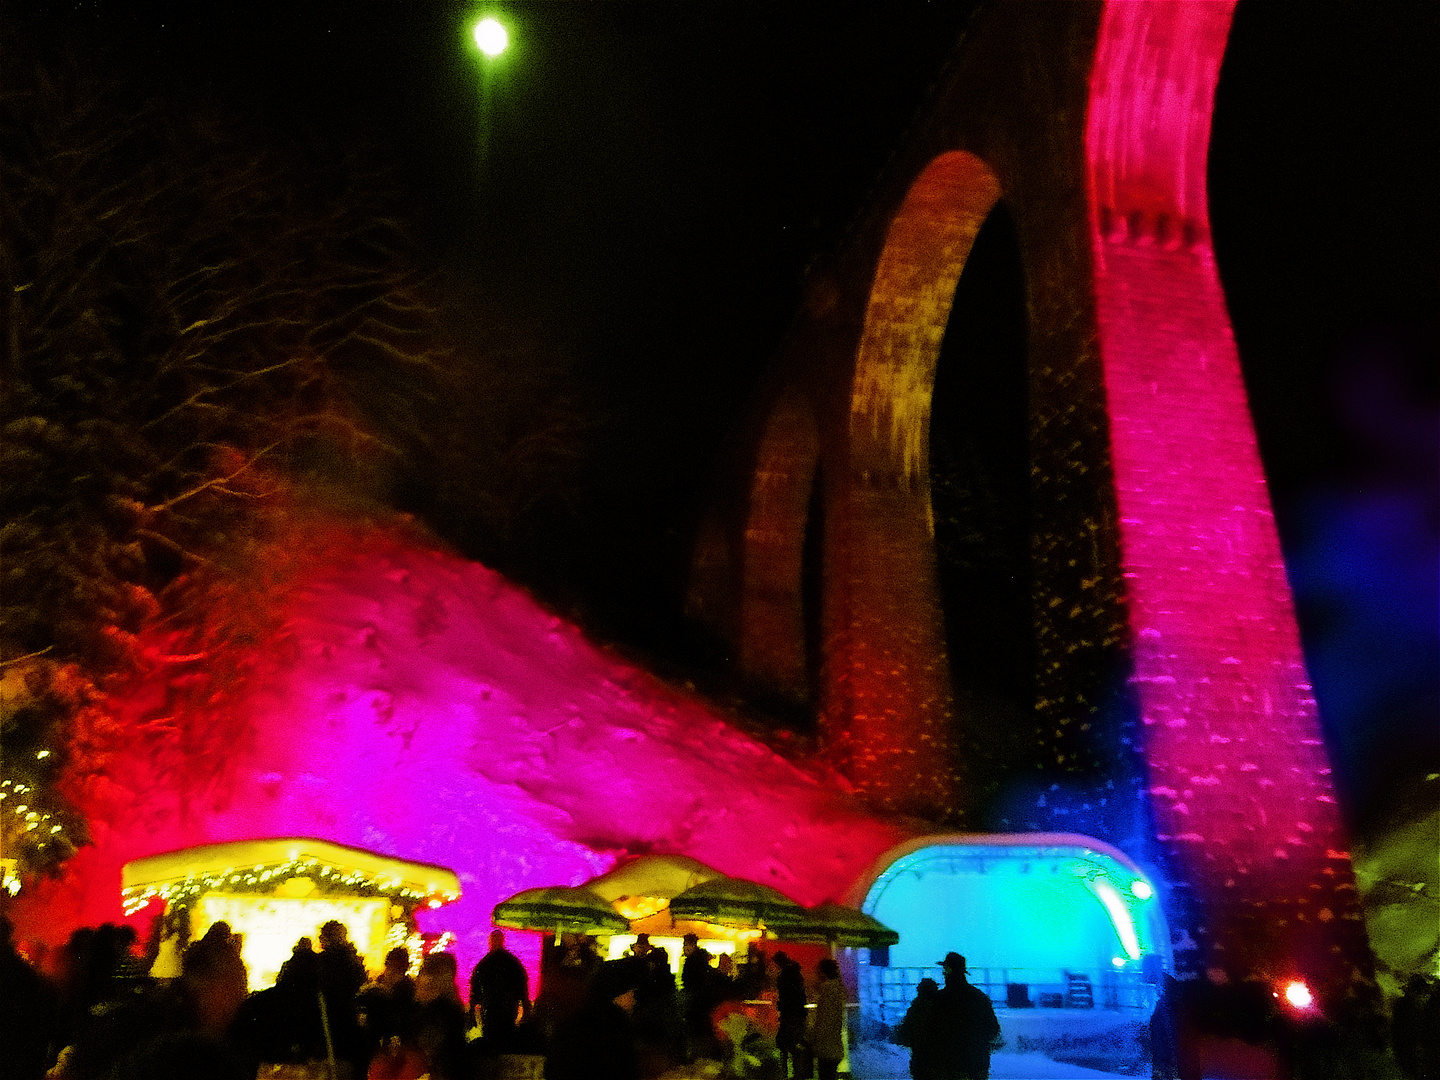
left=0, top=49, right=599, bottom=876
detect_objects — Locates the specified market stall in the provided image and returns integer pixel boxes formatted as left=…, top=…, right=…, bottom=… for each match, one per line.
left=121, top=837, right=460, bottom=990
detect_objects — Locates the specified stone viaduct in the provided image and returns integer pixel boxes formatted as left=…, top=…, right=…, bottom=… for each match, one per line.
left=686, top=1, right=1376, bottom=1001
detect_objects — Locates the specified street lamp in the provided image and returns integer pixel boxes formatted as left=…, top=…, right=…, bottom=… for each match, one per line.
left=469, top=15, right=510, bottom=191
left=473, top=16, right=508, bottom=57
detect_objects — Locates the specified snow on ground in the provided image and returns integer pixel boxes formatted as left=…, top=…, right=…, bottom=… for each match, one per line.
left=851, top=1039, right=1134, bottom=1078
left=849, top=1007, right=1150, bottom=1079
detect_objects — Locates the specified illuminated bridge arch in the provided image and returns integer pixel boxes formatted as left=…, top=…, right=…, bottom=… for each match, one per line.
left=829, top=150, right=1004, bottom=820
left=691, top=0, right=1375, bottom=1002
left=735, top=389, right=820, bottom=700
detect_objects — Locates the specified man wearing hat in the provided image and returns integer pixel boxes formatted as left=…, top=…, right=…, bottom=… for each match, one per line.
left=922, top=951, right=1001, bottom=1079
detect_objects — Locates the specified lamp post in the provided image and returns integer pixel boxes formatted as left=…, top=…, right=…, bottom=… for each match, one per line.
left=470, top=15, right=510, bottom=189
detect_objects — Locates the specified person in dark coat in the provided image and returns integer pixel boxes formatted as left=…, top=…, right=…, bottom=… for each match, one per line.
left=680, top=932, right=719, bottom=1061
left=632, top=946, right=685, bottom=1072
left=468, top=929, right=531, bottom=1050
left=545, top=958, right=643, bottom=1080
left=0, top=915, right=60, bottom=1080
left=409, top=951, right=469, bottom=1080
left=894, top=977, right=941, bottom=1080
left=810, top=956, right=846, bottom=1080
left=919, top=952, right=1001, bottom=1080
left=773, top=951, right=808, bottom=1079
left=358, top=946, right=418, bottom=1066
left=316, top=919, right=368, bottom=1078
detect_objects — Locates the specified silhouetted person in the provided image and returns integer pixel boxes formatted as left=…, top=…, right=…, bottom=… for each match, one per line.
left=920, top=952, right=1000, bottom=1080
left=737, top=946, right=770, bottom=999
left=52, top=926, right=98, bottom=1053
left=536, top=931, right=600, bottom=1041
left=0, top=914, right=59, bottom=1080
left=774, top=950, right=808, bottom=1079
left=469, top=928, right=530, bottom=1050
left=811, top=956, right=846, bottom=1080
left=894, top=977, right=941, bottom=1080
left=1148, top=973, right=1185, bottom=1080
left=110, top=922, right=252, bottom=1078
left=410, top=952, right=468, bottom=1080
left=545, top=958, right=643, bottom=1080
left=180, top=924, right=249, bottom=1041
left=632, top=946, right=684, bottom=1072
left=362, top=951, right=423, bottom=1080
left=360, top=945, right=417, bottom=1052
left=317, top=919, right=367, bottom=1078
left=680, top=932, right=718, bottom=1060
left=628, top=933, right=653, bottom=959
left=262, top=935, right=324, bottom=1062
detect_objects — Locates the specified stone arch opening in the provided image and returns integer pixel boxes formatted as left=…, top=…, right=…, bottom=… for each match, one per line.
left=738, top=391, right=820, bottom=703
left=929, top=201, right=1035, bottom=804
left=828, top=150, right=1004, bottom=819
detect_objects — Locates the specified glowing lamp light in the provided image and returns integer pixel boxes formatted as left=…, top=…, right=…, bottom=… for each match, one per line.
left=1281, top=980, right=1314, bottom=1010
left=1092, top=879, right=1143, bottom=961
left=1130, top=879, right=1153, bottom=900
left=473, top=17, right=508, bottom=57
left=1112, top=956, right=1127, bottom=968
left=614, top=896, right=669, bottom=920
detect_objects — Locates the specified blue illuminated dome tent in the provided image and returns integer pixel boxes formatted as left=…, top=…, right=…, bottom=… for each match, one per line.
left=844, top=833, right=1170, bottom=1033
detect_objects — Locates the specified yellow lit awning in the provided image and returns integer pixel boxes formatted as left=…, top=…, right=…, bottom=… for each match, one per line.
left=121, top=837, right=460, bottom=913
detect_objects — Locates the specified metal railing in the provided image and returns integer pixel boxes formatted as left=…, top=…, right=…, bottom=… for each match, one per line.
left=859, top=965, right=1160, bottom=1029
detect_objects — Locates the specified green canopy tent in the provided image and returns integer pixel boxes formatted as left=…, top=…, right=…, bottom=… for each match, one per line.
left=492, top=885, right=631, bottom=936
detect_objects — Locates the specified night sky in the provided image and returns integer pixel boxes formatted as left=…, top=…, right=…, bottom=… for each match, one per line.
left=17, top=1, right=1438, bottom=836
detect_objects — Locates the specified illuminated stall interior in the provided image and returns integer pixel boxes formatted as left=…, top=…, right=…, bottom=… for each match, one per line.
left=856, top=834, right=1169, bottom=1029
left=122, top=837, right=460, bottom=990
left=517, top=854, right=787, bottom=974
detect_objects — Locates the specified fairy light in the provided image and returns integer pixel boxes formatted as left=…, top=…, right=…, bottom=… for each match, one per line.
left=120, top=854, right=460, bottom=916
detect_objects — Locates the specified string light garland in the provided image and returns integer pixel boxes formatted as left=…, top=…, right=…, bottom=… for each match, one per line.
left=122, top=858, right=454, bottom=914
left=120, top=838, right=461, bottom=915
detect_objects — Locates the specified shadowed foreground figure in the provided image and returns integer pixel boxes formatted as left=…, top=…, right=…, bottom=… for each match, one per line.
left=773, top=950, right=808, bottom=1078
left=469, top=929, right=531, bottom=1052
left=811, top=956, right=846, bottom=1080
left=907, top=953, right=1000, bottom=1080
left=894, top=976, right=941, bottom=1079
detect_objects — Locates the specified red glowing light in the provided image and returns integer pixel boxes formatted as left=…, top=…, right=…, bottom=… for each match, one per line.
left=1281, top=980, right=1314, bottom=1010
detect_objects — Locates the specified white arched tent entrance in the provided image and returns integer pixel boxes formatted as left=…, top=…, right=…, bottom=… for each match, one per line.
left=845, top=833, right=1171, bottom=1033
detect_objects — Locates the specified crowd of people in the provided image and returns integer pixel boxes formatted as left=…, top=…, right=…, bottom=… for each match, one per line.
left=0, top=914, right=857, bottom=1080
left=11, top=910, right=1433, bottom=1080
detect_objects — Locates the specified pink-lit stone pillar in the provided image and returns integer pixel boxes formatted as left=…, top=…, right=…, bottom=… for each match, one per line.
left=1085, top=1, right=1373, bottom=1000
